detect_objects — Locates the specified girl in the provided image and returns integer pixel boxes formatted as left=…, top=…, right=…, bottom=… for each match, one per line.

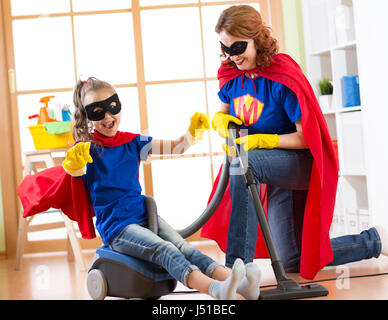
left=62, top=77, right=262, bottom=300
left=201, top=5, right=387, bottom=280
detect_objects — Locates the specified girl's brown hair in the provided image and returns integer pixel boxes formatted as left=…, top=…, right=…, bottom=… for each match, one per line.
left=72, top=77, right=115, bottom=142
left=215, top=5, right=279, bottom=71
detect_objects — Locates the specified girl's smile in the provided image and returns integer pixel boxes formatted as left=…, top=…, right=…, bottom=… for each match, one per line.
left=102, top=119, right=115, bottom=130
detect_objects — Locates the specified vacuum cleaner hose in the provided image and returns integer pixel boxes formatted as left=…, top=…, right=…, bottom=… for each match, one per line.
left=177, top=153, right=230, bottom=239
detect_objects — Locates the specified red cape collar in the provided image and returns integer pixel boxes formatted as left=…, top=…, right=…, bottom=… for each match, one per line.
left=217, top=61, right=261, bottom=93
left=217, top=61, right=260, bottom=89
left=92, top=130, right=138, bottom=147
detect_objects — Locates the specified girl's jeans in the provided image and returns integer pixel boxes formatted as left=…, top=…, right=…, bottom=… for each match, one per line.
left=109, top=216, right=221, bottom=287
left=226, top=148, right=382, bottom=272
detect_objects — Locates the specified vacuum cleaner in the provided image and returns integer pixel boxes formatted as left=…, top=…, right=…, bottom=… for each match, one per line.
left=226, top=123, right=328, bottom=300
left=86, top=123, right=329, bottom=300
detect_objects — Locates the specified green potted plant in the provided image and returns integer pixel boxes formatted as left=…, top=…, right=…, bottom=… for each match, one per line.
left=318, top=77, right=334, bottom=112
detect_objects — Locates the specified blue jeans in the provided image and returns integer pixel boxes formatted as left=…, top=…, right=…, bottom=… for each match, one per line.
left=226, top=148, right=382, bottom=272
left=109, top=216, right=221, bottom=287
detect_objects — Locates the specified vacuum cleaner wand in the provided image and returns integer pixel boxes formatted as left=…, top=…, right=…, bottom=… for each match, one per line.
left=227, top=123, right=329, bottom=300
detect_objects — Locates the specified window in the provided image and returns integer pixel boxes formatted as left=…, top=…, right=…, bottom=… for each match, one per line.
left=5, top=0, right=272, bottom=247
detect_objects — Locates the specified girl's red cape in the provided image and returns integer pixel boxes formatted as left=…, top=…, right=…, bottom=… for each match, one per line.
left=17, top=131, right=138, bottom=239
left=201, top=54, right=338, bottom=280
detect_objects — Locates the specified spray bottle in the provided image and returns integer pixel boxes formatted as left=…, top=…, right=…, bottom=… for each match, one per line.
left=37, top=96, right=57, bottom=124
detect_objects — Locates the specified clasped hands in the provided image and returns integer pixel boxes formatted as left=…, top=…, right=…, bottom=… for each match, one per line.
left=212, top=111, right=279, bottom=156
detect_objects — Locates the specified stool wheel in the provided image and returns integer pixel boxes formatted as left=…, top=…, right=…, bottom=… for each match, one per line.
left=87, top=269, right=107, bottom=300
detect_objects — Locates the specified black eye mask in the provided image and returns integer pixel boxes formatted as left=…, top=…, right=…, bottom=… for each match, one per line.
left=84, top=93, right=121, bottom=121
left=220, top=41, right=248, bottom=56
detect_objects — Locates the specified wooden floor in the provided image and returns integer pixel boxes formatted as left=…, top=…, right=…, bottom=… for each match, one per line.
left=1, top=240, right=388, bottom=300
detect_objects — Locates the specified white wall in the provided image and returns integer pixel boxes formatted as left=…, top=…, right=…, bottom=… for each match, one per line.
left=354, top=0, right=388, bottom=227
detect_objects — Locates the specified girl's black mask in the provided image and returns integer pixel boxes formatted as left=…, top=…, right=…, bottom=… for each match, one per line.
left=84, top=93, right=121, bottom=121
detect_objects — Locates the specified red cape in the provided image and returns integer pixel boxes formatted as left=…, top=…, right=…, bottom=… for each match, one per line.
left=17, top=131, right=138, bottom=239
left=200, top=54, right=339, bottom=280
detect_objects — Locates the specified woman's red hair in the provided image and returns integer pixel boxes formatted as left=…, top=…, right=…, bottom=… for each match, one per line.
left=215, top=5, right=278, bottom=71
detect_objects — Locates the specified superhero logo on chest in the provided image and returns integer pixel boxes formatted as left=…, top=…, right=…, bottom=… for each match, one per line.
left=233, top=94, right=264, bottom=126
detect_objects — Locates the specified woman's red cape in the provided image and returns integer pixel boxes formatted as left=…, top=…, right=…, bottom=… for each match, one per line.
left=17, top=131, right=138, bottom=239
left=200, top=54, right=339, bottom=280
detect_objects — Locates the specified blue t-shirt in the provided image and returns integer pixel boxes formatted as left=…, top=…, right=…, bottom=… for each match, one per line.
left=218, top=74, right=301, bottom=135
left=82, top=134, right=153, bottom=245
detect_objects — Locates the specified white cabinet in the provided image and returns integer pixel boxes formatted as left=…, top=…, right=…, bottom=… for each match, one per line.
left=302, top=0, right=388, bottom=236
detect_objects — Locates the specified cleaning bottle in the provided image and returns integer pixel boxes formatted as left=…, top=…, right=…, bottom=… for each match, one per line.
left=61, top=104, right=72, bottom=121
left=38, top=96, right=57, bottom=124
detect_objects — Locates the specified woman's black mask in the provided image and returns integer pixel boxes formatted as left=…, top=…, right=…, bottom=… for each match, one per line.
left=220, top=41, right=248, bottom=56
left=84, top=93, right=121, bottom=121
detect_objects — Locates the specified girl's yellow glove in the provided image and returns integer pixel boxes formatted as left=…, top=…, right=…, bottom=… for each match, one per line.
left=212, top=111, right=242, bottom=139
left=235, top=134, right=279, bottom=151
left=188, top=112, right=211, bottom=141
left=62, top=141, right=93, bottom=177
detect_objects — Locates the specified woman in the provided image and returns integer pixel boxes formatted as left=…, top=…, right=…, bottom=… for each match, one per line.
left=201, top=5, right=385, bottom=280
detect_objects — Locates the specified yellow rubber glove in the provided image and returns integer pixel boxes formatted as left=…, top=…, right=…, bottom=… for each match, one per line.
left=235, top=134, right=279, bottom=151
left=211, top=111, right=243, bottom=139
left=62, top=141, right=93, bottom=177
left=188, top=112, right=211, bottom=141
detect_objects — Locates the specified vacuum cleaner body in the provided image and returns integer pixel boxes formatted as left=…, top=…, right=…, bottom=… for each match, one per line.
left=87, top=245, right=177, bottom=300
left=86, top=196, right=177, bottom=300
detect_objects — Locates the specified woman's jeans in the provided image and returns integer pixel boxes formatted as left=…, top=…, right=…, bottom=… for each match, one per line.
left=226, top=148, right=382, bottom=272
left=109, top=216, right=221, bottom=287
